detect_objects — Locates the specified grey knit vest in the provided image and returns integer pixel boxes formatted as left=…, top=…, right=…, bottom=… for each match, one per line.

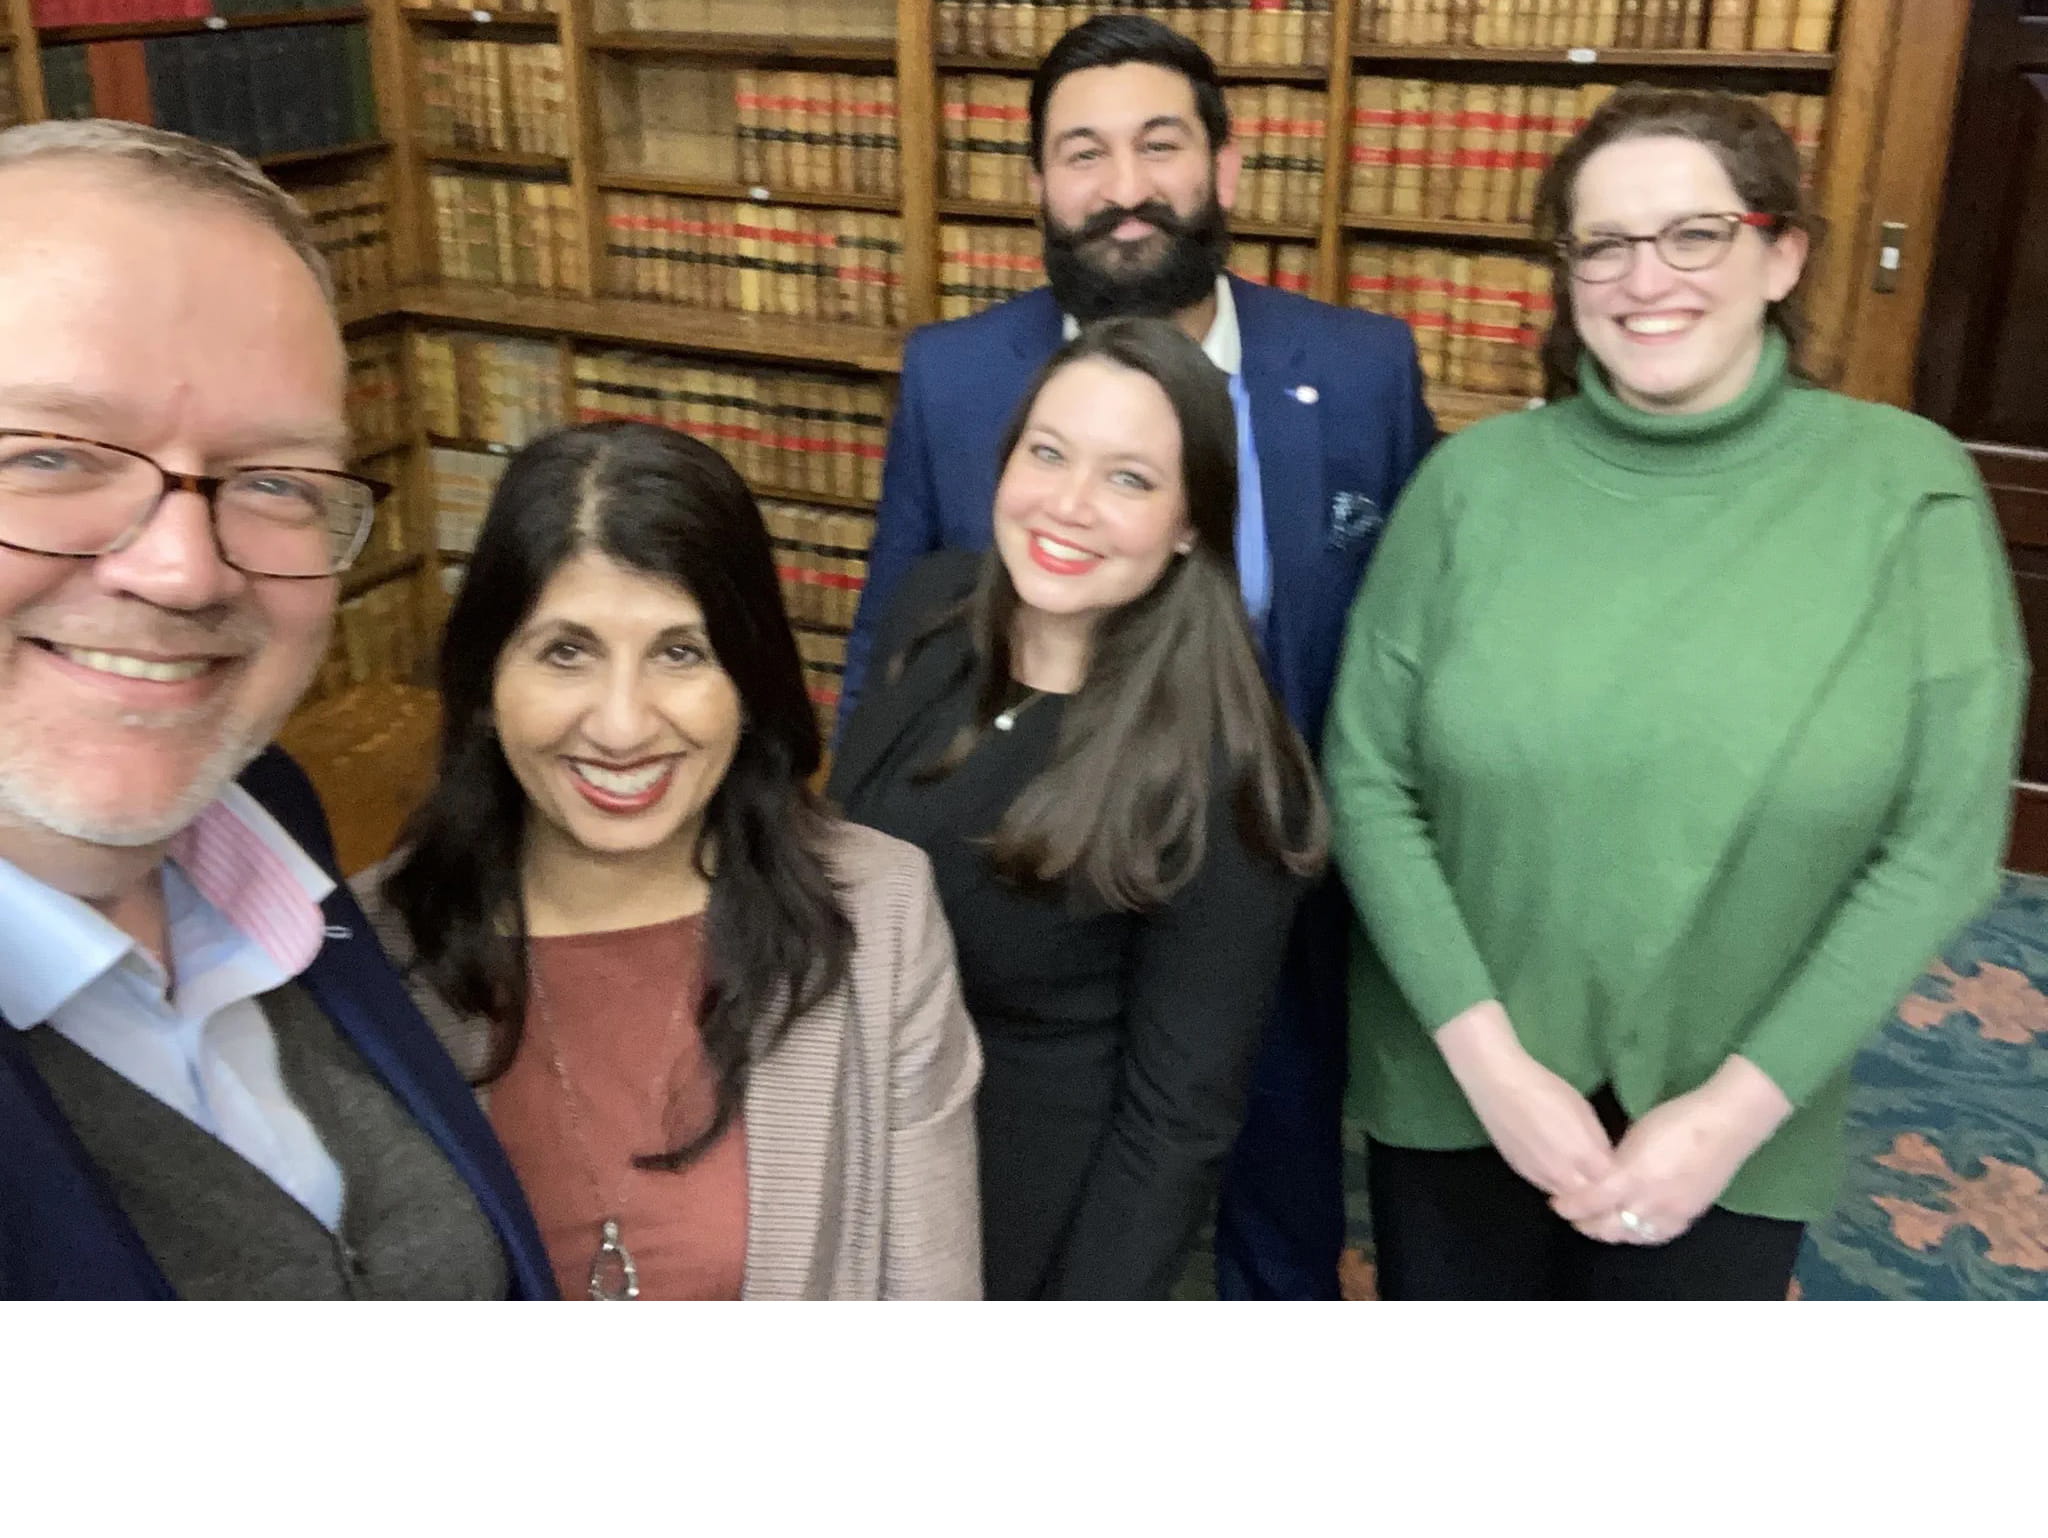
left=22, top=981, right=509, bottom=1300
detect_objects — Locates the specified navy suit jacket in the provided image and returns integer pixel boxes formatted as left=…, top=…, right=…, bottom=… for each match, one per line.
left=838, top=274, right=1439, bottom=751
left=0, top=748, right=556, bottom=1300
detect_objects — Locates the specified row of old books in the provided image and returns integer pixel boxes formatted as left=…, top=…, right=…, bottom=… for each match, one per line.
left=734, top=69, right=900, bottom=195
left=352, top=446, right=414, bottom=564
left=346, top=334, right=407, bottom=452
left=39, top=24, right=376, bottom=160
left=1347, top=242, right=1553, bottom=396
left=573, top=351, right=891, bottom=505
left=313, top=580, right=425, bottom=705
left=1229, top=239, right=1314, bottom=292
left=403, top=0, right=557, bottom=13
left=1348, top=80, right=1822, bottom=224
left=297, top=169, right=393, bottom=300
left=938, top=1, right=1335, bottom=66
left=1355, top=0, right=1839, bottom=49
left=594, top=0, right=895, bottom=37
left=938, top=223, right=1044, bottom=318
left=793, top=625, right=850, bottom=739
left=429, top=171, right=588, bottom=292
left=414, top=330, right=567, bottom=448
left=429, top=446, right=507, bottom=555
left=417, top=39, right=570, bottom=160
left=603, top=196, right=907, bottom=327
left=941, top=76, right=1327, bottom=227
left=602, top=64, right=901, bottom=197
left=763, top=500, right=874, bottom=633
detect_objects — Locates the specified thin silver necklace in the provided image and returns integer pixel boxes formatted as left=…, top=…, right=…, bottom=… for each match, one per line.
left=527, top=944, right=696, bottom=1301
left=993, top=682, right=1047, bottom=731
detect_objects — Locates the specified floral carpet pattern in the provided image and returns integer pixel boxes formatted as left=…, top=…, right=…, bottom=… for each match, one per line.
left=1184, top=874, right=2048, bottom=1300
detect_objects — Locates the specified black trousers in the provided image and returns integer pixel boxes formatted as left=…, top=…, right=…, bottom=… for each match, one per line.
left=1367, top=1088, right=1806, bottom=1301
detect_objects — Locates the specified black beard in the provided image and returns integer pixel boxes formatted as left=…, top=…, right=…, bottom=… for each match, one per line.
left=1039, top=192, right=1231, bottom=324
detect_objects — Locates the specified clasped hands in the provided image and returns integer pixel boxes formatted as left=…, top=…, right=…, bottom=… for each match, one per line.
left=1436, top=1002, right=1793, bottom=1246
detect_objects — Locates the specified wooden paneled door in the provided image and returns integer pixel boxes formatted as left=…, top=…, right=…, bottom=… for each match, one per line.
left=1916, top=1, right=2048, bottom=872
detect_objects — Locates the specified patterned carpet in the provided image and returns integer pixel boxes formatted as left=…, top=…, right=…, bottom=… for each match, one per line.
left=1185, top=873, right=2048, bottom=1300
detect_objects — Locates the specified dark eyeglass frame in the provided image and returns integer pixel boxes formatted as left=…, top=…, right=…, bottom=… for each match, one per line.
left=0, top=428, right=392, bottom=579
left=1557, top=211, right=1785, bottom=284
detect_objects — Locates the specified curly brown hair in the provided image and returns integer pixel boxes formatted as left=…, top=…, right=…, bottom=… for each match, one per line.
left=1531, top=86, right=1819, bottom=399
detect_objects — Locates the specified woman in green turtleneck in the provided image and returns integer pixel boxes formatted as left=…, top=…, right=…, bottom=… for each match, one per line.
left=1324, top=87, right=2026, bottom=1300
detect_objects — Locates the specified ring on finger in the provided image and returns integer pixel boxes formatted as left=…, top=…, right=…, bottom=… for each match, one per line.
left=1617, top=1208, right=1661, bottom=1243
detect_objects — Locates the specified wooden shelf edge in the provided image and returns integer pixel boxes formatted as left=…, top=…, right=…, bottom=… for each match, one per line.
left=401, top=6, right=558, bottom=27
left=587, top=30, right=894, bottom=63
left=1350, top=45, right=1835, bottom=70
left=1426, top=384, right=1544, bottom=428
left=392, top=283, right=907, bottom=373
left=594, top=172, right=900, bottom=213
left=39, top=6, right=367, bottom=43
left=419, top=146, right=570, bottom=173
left=938, top=53, right=1329, bottom=82
left=350, top=432, right=412, bottom=464
left=933, top=197, right=1314, bottom=241
left=340, top=550, right=424, bottom=599
left=336, top=291, right=399, bottom=328
left=1343, top=213, right=1540, bottom=242
left=260, top=137, right=390, bottom=170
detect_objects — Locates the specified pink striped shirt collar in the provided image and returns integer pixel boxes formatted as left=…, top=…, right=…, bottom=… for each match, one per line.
left=165, top=785, right=337, bottom=978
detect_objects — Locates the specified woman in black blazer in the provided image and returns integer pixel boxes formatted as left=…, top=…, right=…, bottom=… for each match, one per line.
left=830, top=318, right=1325, bottom=1299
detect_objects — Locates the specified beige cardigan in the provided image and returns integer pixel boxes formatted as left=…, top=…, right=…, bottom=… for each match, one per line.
left=353, top=822, right=983, bottom=1300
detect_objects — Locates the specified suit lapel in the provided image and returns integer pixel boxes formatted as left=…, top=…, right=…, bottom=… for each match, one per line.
left=297, top=887, right=555, bottom=1299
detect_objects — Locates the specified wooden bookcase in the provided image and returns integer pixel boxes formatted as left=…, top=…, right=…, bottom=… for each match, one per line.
left=0, top=0, right=1977, bottom=816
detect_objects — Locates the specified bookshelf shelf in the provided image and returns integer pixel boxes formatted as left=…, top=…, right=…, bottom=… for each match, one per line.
left=401, top=7, right=557, bottom=29
left=585, top=31, right=896, bottom=64
left=427, top=432, right=517, bottom=456
left=351, top=431, right=413, bottom=463
left=937, top=53, right=1329, bottom=83
left=1350, top=46, right=1835, bottom=71
left=38, top=6, right=369, bottom=44
left=757, top=482, right=876, bottom=514
left=1426, top=384, right=1541, bottom=428
left=341, top=549, right=424, bottom=600
left=935, top=196, right=1315, bottom=243
left=1343, top=213, right=1540, bottom=243
left=419, top=146, right=570, bottom=172
left=595, top=172, right=900, bottom=213
left=394, top=283, right=908, bottom=373
left=260, top=137, right=390, bottom=170
left=338, top=292, right=398, bottom=329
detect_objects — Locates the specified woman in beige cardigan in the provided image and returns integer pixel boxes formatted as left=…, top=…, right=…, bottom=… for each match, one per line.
left=361, top=420, right=981, bottom=1300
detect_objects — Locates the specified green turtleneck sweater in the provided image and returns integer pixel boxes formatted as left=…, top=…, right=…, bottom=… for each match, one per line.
left=1323, top=332, right=2026, bottom=1222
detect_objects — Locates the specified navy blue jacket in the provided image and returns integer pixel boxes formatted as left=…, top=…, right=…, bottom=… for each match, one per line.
left=838, top=274, right=1439, bottom=750
left=0, top=747, right=556, bottom=1300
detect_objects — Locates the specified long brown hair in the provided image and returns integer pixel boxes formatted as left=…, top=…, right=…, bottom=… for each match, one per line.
left=1532, top=86, right=1819, bottom=399
left=903, top=317, right=1326, bottom=910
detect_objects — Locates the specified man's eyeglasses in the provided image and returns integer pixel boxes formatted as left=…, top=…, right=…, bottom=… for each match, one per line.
left=1557, top=211, right=1784, bottom=284
left=0, top=430, right=388, bottom=579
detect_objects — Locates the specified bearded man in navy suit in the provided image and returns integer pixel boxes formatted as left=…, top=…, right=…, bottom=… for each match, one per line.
left=838, top=16, right=1439, bottom=1299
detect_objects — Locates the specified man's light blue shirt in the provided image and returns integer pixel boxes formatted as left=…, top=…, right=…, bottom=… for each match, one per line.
left=0, top=786, right=346, bottom=1229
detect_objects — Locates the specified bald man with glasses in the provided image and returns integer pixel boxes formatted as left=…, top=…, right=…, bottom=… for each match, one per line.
left=0, top=120, right=553, bottom=1299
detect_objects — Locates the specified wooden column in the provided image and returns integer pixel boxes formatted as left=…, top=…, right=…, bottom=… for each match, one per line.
left=897, top=0, right=938, bottom=328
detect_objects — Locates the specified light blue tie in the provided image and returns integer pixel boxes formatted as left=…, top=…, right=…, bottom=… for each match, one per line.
left=1226, top=369, right=1271, bottom=636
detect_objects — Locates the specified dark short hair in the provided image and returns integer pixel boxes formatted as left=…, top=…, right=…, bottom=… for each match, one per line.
left=385, top=419, right=851, bottom=1167
left=1029, top=14, right=1231, bottom=172
left=1533, top=86, right=1818, bottom=397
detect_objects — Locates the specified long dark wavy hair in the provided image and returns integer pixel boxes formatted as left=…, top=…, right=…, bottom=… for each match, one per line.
left=383, top=419, right=852, bottom=1168
left=1532, top=86, right=1819, bottom=399
left=904, top=317, right=1326, bottom=910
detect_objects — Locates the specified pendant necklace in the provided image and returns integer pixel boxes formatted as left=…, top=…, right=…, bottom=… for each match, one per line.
left=528, top=939, right=698, bottom=1301
left=993, top=684, right=1046, bottom=732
